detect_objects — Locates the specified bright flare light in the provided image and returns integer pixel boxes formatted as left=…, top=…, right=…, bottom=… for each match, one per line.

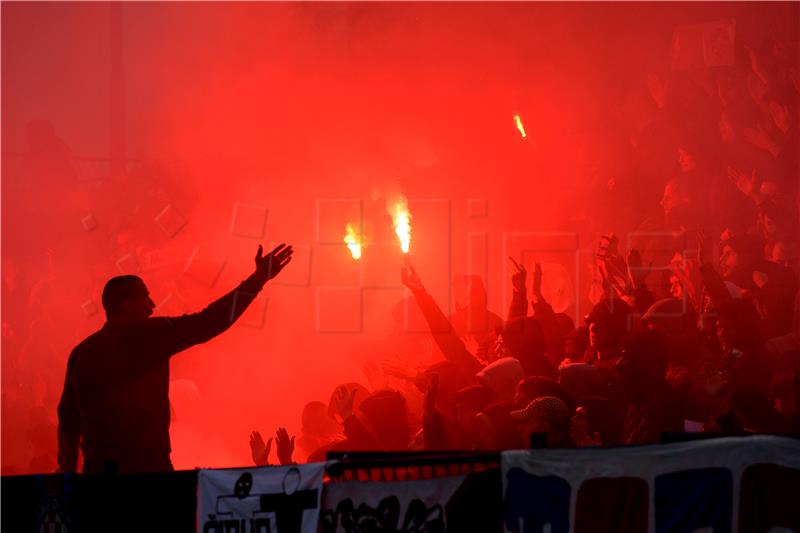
left=388, top=196, right=412, bottom=254
left=513, top=114, right=527, bottom=138
left=344, top=223, right=362, bottom=260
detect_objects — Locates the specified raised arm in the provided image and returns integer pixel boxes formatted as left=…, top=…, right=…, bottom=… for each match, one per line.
left=401, top=265, right=483, bottom=376
left=625, top=250, right=656, bottom=314
left=157, top=244, right=293, bottom=355
left=696, top=234, right=731, bottom=307
left=507, top=257, right=528, bottom=323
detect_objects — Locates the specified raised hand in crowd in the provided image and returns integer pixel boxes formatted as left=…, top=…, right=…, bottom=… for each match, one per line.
left=275, top=427, right=296, bottom=466
left=742, top=125, right=781, bottom=157
left=330, top=385, right=357, bottom=423
left=744, top=45, right=770, bottom=87
left=249, top=431, right=272, bottom=467
left=382, top=357, right=423, bottom=387
left=625, top=249, right=651, bottom=292
left=254, top=244, right=294, bottom=283
left=596, top=233, right=627, bottom=295
left=727, top=166, right=760, bottom=202
left=532, top=262, right=544, bottom=303
left=362, top=361, right=389, bottom=391
left=401, top=263, right=425, bottom=293
left=510, top=257, right=527, bottom=294
left=381, top=357, right=428, bottom=393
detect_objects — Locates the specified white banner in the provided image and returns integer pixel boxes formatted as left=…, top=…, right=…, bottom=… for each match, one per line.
left=502, top=436, right=800, bottom=533
left=198, top=463, right=327, bottom=533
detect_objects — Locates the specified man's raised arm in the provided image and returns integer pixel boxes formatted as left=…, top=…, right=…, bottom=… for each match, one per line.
left=157, top=244, right=293, bottom=355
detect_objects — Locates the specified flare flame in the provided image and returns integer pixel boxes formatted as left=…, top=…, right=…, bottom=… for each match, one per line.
left=388, top=196, right=411, bottom=254
left=344, top=223, right=362, bottom=260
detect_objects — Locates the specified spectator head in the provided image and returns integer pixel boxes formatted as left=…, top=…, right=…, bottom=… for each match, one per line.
left=500, top=317, right=556, bottom=378
left=358, top=389, right=411, bottom=450
left=586, top=297, right=633, bottom=352
left=660, top=178, right=691, bottom=217
left=558, top=363, right=605, bottom=399
left=641, top=298, right=697, bottom=337
left=564, top=325, right=589, bottom=360
left=758, top=196, right=799, bottom=244
left=510, top=396, right=572, bottom=447
left=677, top=146, right=698, bottom=173
left=476, top=357, right=525, bottom=402
left=515, top=375, right=575, bottom=411
left=719, top=233, right=763, bottom=282
left=715, top=299, right=762, bottom=354
left=102, top=275, right=155, bottom=322
left=301, top=401, right=340, bottom=438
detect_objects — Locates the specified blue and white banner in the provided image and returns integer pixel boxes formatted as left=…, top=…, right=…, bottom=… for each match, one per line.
left=502, top=436, right=800, bottom=533
left=198, top=463, right=326, bottom=533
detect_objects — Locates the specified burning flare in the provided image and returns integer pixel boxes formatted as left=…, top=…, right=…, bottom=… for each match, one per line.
left=388, top=196, right=412, bottom=254
left=344, top=223, right=362, bottom=260
left=513, top=114, right=527, bottom=138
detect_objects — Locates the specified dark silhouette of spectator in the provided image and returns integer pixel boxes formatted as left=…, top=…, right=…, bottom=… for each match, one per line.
left=450, top=274, right=505, bottom=362
left=295, top=401, right=343, bottom=460
left=582, top=297, right=634, bottom=371
left=476, top=401, right=522, bottom=450
left=511, top=396, right=574, bottom=448
left=617, top=330, right=684, bottom=444
left=400, top=264, right=483, bottom=376
left=57, top=244, right=293, bottom=473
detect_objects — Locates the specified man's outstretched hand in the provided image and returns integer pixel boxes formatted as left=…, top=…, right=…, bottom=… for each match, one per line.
left=255, top=244, right=294, bottom=283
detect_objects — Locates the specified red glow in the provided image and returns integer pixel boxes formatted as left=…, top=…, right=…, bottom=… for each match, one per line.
left=2, top=2, right=798, bottom=473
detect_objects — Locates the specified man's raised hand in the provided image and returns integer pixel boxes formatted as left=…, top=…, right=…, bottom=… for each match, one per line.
left=401, top=264, right=424, bottom=293
left=255, top=243, right=294, bottom=282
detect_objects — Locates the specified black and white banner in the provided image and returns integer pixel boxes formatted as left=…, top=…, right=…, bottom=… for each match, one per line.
left=198, top=463, right=326, bottom=533
left=320, top=469, right=501, bottom=532
left=502, top=436, right=800, bottom=533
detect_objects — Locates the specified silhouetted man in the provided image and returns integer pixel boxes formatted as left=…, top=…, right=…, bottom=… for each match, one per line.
left=57, top=244, right=293, bottom=474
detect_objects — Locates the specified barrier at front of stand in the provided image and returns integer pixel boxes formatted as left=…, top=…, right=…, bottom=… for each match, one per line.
left=3, top=436, right=799, bottom=533
left=502, top=435, right=800, bottom=533
left=197, top=462, right=327, bottom=533
left=1, top=469, right=198, bottom=533
left=320, top=451, right=503, bottom=533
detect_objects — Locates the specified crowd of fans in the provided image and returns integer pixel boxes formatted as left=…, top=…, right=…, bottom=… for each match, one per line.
left=1, top=17, right=798, bottom=472
left=250, top=33, right=800, bottom=465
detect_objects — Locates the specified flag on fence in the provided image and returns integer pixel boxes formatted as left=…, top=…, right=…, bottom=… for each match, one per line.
left=198, top=462, right=326, bottom=533
left=502, top=436, right=800, bottom=533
